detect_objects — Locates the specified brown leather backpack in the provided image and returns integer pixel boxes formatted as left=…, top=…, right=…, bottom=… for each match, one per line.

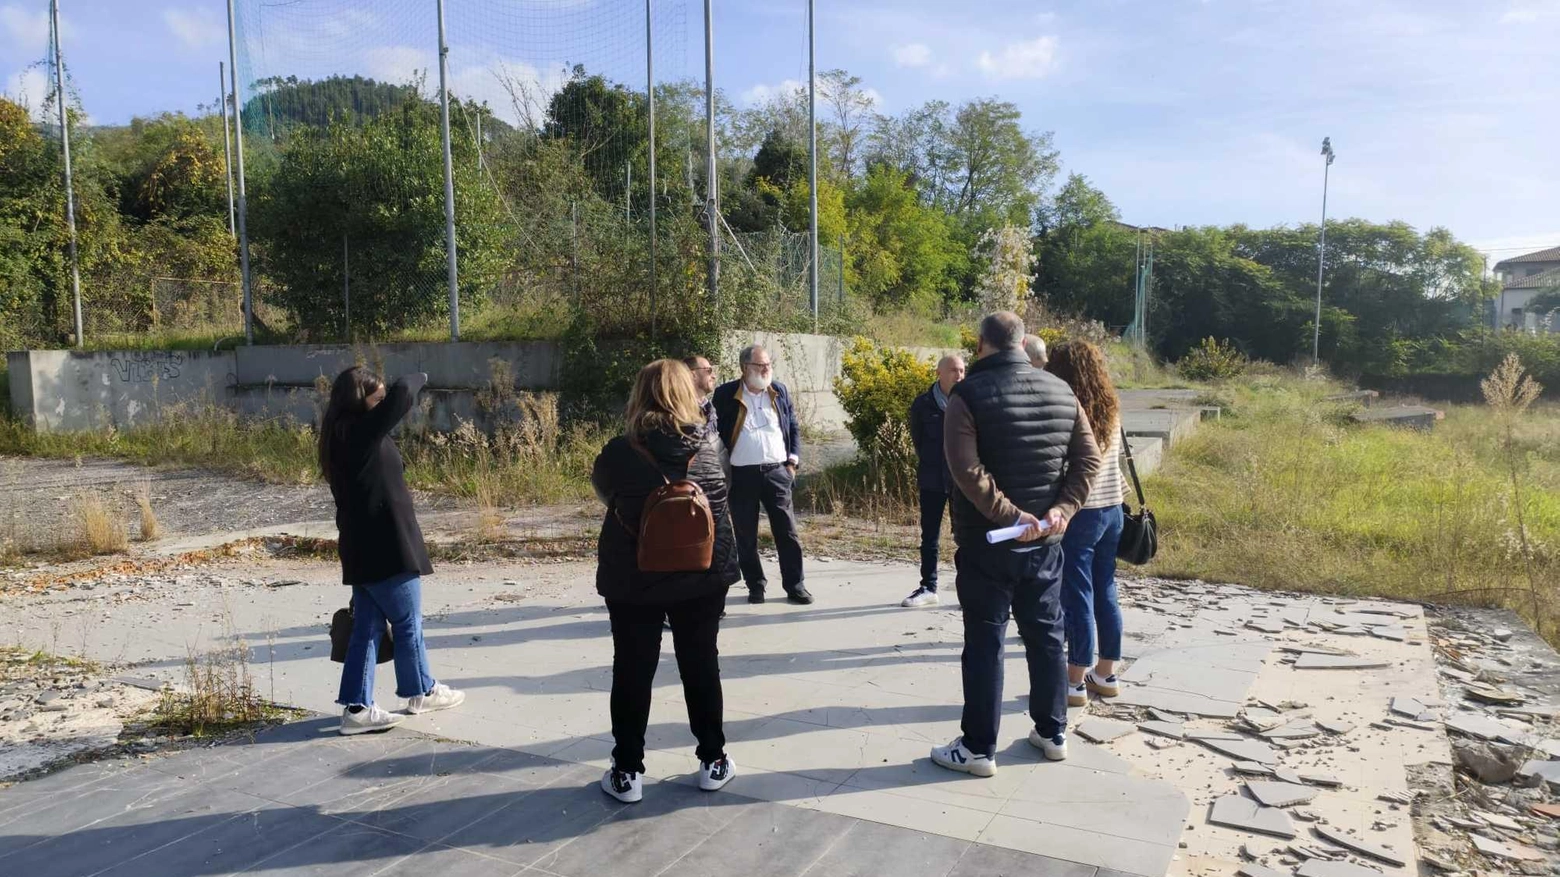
left=618, top=438, right=715, bottom=573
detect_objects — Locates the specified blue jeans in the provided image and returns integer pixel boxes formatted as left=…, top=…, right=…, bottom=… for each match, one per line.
left=954, top=542, right=1068, bottom=757
left=918, top=490, right=948, bottom=591
left=337, top=573, right=437, bottom=707
left=1061, top=505, right=1125, bottom=669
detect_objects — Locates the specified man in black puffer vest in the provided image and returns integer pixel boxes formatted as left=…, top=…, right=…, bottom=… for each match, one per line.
left=930, top=311, right=1103, bottom=778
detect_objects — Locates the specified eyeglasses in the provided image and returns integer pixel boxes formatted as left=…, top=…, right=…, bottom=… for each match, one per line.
left=692, top=366, right=715, bottom=374
left=745, top=361, right=772, bottom=372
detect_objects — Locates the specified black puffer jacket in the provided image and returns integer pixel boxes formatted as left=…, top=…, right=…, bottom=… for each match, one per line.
left=592, top=425, right=740, bottom=604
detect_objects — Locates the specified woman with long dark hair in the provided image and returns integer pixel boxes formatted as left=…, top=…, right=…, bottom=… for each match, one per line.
left=1045, top=342, right=1131, bottom=707
left=320, top=366, right=464, bottom=735
left=591, top=359, right=740, bottom=803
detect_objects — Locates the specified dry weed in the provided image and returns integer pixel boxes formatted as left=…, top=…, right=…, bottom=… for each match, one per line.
left=135, top=481, right=161, bottom=541
left=73, top=492, right=128, bottom=556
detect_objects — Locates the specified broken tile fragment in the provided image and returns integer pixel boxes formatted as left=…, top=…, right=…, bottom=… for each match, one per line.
left=1246, top=620, right=1285, bottom=635
left=1138, top=720, right=1185, bottom=739
left=1388, top=696, right=1426, bottom=719
left=1186, top=728, right=1245, bottom=741
left=1209, top=795, right=1297, bottom=839
left=1237, top=865, right=1289, bottom=877
left=1298, top=772, right=1340, bottom=787
left=1444, top=711, right=1519, bottom=741
left=1273, top=768, right=1305, bottom=785
left=1470, top=832, right=1545, bottom=862
left=1262, top=721, right=1322, bottom=740
left=1201, top=737, right=1281, bottom=764
left=1317, top=719, right=1354, bottom=735
left=1517, top=759, right=1560, bottom=789
left=1233, top=761, right=1274, bottom=776
left=1148, top=708, right=1185, bottom=723
left=1294, top=654, right=1393, bottom=670
left=1246, top=780, right=1320, bottom=808
left=1312, top=825, right=1406, bottom=867
left=1464, top=683, right=1524, bottom=706
left=1530, top=802, right=1560, bottom=820
left=1297, top=862, right=1385, bottom=877
left=1074, top=717, right=1135, bottom=744
left=1369, top=625, right=1407, bottom=642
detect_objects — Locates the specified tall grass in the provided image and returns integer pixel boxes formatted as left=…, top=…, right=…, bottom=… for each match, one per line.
left=1145, top=370, right=1560, bottom=637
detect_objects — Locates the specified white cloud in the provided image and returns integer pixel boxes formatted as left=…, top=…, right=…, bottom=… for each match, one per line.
left=741, top=78, right=805, bottom=106
left=977, top=35, right=1060, bottom=81
left=362, top=45, right=432, bottom=87
left=162, top=8, right=224, bottom=49
left=1, top=4, right=48, bottom=51
left=452, top=58, right=570, bottom=129
left=1501, top=0, right=1560, bottom=23
left=893, top=43, right=931, bottom=68
left=3, top=67, right=50, bottom=119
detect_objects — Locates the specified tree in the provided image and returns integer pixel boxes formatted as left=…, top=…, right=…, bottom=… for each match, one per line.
left=241, top=75, right=422, bottom=138
left=946, top=99, right=1057, bottom=227
left=543, top=67, right=647, bottom=202
left=1033, top=174, right=1135, bottom=325
left=846, top=165, right=962, bottom=310
left=251, top=102, right=508, bottom=336
left=818, top=69, right=877, bottom=181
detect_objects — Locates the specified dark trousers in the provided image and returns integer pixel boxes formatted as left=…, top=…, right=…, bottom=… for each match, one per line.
left=730, top=464, right=805, bottom=592
left=918, top=489, right=949, bottom=591
left=606, top=592, right=727, bottom=774
left=954, top=542, right=1068, bottom=758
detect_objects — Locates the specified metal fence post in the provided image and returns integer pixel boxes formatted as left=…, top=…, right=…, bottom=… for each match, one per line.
left=50, top=0, right=83, bottom=348
left=436, top=0, right=460, bottom=342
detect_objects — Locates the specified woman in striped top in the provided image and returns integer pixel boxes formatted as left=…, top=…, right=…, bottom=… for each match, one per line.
left=1046, top=342, right=1132, bottom=707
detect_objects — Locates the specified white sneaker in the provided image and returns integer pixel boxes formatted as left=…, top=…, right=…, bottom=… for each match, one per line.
left=698, top=756, right=735, bottom=791
left=930, top=737, right=997, bottom=777
left=406, top=683, right=465, bottom=715
left=1086, top=670, right=1120, bottom=698
left=340, top=705, right=404, bottom=736
left=1067, top=680, right=1087, bottom=707
left=901, top=587, right=940, bottom=608
left=601, top=763, right=643, bottom=803
left=1029, top=728, right=1068, bottom=761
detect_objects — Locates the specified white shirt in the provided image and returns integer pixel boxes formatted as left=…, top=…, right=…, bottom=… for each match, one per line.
left=729, top=387, right=791, bottom=467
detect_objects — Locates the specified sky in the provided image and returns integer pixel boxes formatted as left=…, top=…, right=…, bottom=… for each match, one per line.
left=3, top=0, right=1558, bottom=266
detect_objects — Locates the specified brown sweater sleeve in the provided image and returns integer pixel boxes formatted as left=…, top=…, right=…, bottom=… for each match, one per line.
left=1053, top=403, right=1104, bottom=521
left=943, top=393, right=1022, bottom=525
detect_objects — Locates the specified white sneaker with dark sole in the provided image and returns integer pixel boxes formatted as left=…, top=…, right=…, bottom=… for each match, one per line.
left=698, top=756, right=735, bottom=791
left=406, top=683, right=465, bottom=715
left=601, top=764, right=643, bottom=803
left=1066, top=681, right=1087, bottom=707
left=340, top=705, right=403, bottom=736
left=1028, top=728, right=1068, bottom=761
left=931, top=737, right=997, bottom=777
left=901, top=588, right=940, bottom=608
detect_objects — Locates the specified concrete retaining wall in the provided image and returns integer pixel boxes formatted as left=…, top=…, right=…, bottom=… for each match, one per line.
left=6, top=349, right=237, bottom=432
left=7, top=334, right=956, bottom=434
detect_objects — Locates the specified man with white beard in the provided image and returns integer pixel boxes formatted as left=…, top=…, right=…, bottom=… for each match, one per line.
left=711, top=344, right=811, bottom=605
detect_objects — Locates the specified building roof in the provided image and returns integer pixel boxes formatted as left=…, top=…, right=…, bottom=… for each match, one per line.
left=1504, top=266, right=1560, bottom=291
left=1495, top=245, right=1560, bottom=268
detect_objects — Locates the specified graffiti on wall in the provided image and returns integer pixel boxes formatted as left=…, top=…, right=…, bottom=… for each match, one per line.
left=109, top=351, right=185, bottom=383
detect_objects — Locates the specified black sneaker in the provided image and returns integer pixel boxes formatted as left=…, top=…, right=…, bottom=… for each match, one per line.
left=786, top=585, right=814, bottom=605
left=747, top=588, right=766, bottom=604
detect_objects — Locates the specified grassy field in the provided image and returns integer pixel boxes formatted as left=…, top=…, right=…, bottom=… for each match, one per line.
left=1144, top=369, right=1560, bottom=638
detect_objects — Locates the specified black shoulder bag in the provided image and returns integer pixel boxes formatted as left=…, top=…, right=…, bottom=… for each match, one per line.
left=1116, top=426, right=1159, bottom=565
left=329, top=597, right=394, bottom=664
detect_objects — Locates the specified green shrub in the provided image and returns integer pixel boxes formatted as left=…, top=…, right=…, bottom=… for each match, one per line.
left=833, top=338, right=935, bottom=466
left=1177, top=337, right=1248, bottom=381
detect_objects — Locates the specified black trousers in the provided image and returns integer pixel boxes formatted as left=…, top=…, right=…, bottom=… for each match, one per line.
left=954, top=542, right=1068, bottom=758
left=918, top=489, right=949, bottom=591
left=606, top=592, right=727, bottom=774
left=730, top=464, right=805, bottom=592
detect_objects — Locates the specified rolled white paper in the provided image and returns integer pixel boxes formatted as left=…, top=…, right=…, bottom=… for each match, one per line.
left=986, top=519, right=1051, bottom=544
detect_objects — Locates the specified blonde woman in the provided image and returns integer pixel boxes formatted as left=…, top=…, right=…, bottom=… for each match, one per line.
left=591, top=359, right=740, bottom=802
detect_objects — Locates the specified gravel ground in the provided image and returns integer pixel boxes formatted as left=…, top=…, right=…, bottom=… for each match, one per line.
left=0, top=456, right=459, bottom=556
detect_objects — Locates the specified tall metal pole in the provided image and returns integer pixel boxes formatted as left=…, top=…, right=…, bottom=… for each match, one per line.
left=343, top=233, right=350, bottom=341
left=50, top=0, right=83, bottom=348
left=219, top=63, right=235, bottom=237
left=225, top=0, right=254, bottom=344
left=1313, top=137, right=1334, bottom=364
left=646, top=0, right=657, bottom=336
left=703, top=0, right=719, bottom=305
left=806, top=0, right=819, bottom=328
left=436, top=0, right=460, bottom=341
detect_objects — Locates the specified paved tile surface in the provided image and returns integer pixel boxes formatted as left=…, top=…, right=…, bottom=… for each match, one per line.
left=4, top=558, right=1452, bottom=876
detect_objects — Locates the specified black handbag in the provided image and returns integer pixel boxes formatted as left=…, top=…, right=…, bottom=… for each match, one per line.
left=1116, top=426, right=1159, bottom=566
left=329, top=598, right=395, bottom=664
